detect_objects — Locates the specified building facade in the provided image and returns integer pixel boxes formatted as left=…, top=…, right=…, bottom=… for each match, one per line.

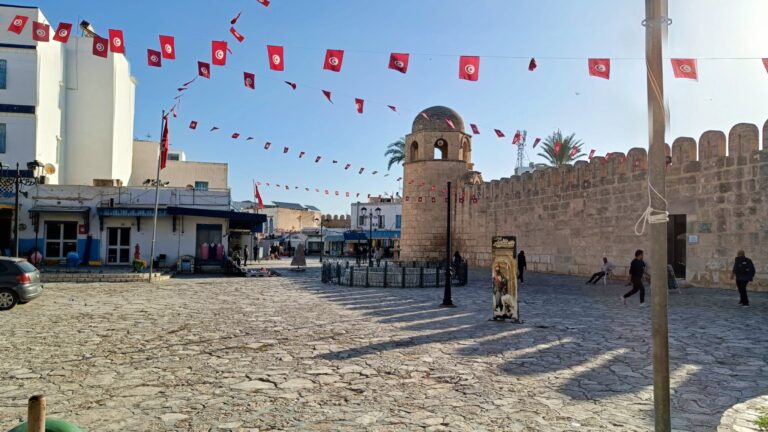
left=129, top=140, right=228, bottom=190
left=401, top=107, right=768, bottom=291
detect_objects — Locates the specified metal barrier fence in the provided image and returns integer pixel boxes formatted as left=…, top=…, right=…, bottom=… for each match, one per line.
left=321, top=260, right=468, bottom=287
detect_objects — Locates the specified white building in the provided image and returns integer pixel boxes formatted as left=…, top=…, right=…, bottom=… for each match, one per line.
left=129, top=140, right=228, bottom=190
left=350, top=197, right=402, bottom=257
left=0, top=4, right=136, bottom=186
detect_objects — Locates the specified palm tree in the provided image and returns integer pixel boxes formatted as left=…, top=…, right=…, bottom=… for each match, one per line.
left=385, top=137, right=405, bottom=170
left=537, top=129, right=586, bottom=166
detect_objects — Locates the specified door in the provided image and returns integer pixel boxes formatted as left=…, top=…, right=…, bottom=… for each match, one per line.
left=667, top=214, right=687, bottom=278
left=45, top=221, right=78, bottom=259
left=196, top=224, right=223, bottom=261
left=107, top=227, right=131, bottom=264
left=0, top=209, right=11, bottom=255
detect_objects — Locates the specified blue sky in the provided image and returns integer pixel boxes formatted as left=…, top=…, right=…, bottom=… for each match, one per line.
left=15, top=0, right=768, bottom=214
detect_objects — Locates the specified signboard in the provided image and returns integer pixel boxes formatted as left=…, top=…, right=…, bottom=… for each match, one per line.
left=491, top=236, right=519, bottom=322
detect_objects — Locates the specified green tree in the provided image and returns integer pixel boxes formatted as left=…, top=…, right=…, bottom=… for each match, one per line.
left=385, top=137, right=405, bottom=170
left=537, top=130, right=586, bottom=166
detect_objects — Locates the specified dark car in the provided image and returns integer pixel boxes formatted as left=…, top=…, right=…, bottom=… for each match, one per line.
left=0, top=257, right=43, bottom=311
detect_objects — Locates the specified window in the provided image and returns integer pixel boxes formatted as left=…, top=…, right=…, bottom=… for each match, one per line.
left=168, top=153, right=180, bottom=161
left=358, top=215, right=365, bottom=227
left=0, top=60, right=6, bottom=89
left=194, top=181, right=209, bottom=191
left=45, top=221, right=78, bottom=259
left=396, top=215, right=402, bottom=229
left=377, top=215, right=385, bottom=228
left=0, top=124, right=5, bottom=154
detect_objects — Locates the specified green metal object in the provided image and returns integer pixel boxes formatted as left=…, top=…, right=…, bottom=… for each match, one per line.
left=8, top=418, right=84, bottom=432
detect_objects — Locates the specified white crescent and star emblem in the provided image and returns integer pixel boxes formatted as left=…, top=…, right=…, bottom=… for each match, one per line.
left=150, top=54, right=159, bottom=63
left=595, top=64, right=606, bottom=72
left=329, top=57, right=339, bottom=66
left=272, top=54, right=281, bottom=65
left=356, top=103, right=361, bottom=110
left=13, top=18, right=22, bottom=26
left=201, top=66, right=209, bottom=74
left=112, top=37, right=122, bottom=47
left=215, top=50, right=224, bottom=60
left=680, top=64, right=692, bottom=73
left=246, top=78, right=253, bottom=86
left=464, top=64, right=476, bottom=75
left=58, top=29, right=68, bottom=37
left=164, top=44, right=173, bottom=54
left=96, top=43, right=105, bottom=52
left=394, top=60, right=404, bottom=68
left=36, top=29, right=45, bottom=37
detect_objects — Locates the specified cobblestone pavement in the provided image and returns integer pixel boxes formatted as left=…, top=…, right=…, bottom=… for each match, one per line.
left=1, top=261, right=767, bottom=431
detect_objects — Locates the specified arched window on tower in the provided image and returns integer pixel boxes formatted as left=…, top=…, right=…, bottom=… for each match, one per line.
left=410, top=141, right=419, bottom=161
left=434, top=139, right=448, bottom=160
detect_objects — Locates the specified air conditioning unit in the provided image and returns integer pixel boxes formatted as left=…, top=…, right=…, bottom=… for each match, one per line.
left=93, top=179, right=124, bottom=187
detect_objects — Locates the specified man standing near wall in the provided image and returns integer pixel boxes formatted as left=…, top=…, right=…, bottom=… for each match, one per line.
left=622, top=250, right=646, bottom=306
left=732, top=250, right=756, bottom=307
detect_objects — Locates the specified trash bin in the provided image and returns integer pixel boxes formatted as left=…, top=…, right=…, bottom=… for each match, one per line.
left=65, top=251, right=79, bottom=270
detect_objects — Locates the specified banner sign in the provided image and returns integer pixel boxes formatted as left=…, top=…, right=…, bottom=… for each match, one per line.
left=491, top=236, right=519, bottom=322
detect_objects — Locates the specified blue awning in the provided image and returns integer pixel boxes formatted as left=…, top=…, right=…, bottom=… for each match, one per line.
left=166, top=206, right=266, bottom=232
left=343, top=231, right=367, bottom=241
left=371, top=230, right=400, bottom=239
left=97, top=207, right=166, bottom=217
left=325, top=234, right=345, bottom=242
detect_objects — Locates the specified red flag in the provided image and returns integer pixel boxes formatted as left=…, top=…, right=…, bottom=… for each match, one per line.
left=588, top=58, right=610, bottom=79
left=315, top=156, right=322, bottom=163
left=494, top=129, right=505, bottom=138
left=359, top=168, right=365, bottom=174
left=588, top=149, right=596, bottom=160
left=345, top=192, right=350, bottom=198
left=569, top=147, right=579, bottom=158
left=230, top=133, right=239, bottom=139
left=671, top=59, right=698, bottom=80
left=230, top=11, right=242, bottom=25
left=420, top=112, right=430, bottom=120
left=324, top=190, right=329, bottom=195
left=257, top=0, right=270, bottom=7
left=32, top=21, right=49, bottom=42
left=445, top=118, right=456, bottom=129
left=322, top=90, right=333, bottom=103
left=389, top=52, right=409, bottom=73
left=180, top=76, right=196, bottom=87
left=554, top=140, right=562, bottom=154
left=147, top=49, right=162, bottom=67
left=108, top=29, right=125, bottom=54
left=763, top=59, right=768, bottom=74
left=283, top=147, right=289, bottom=153
left=267, top=45, right=284, bottom=71
left=254, top=183, right=265, bottom=209
left=528, top=58, right=537, bottom=71
left=355, top=98, right=364, bottom=114
left=244, top=71, right=255, bottom=89
left=264, top=142, right=271, bottom=149
left=159, top=35, right=176, bottom=59
left=52, top=22, right=73, bottom=43
left=7, top=15, right=28, bottom=34
left=533, top=138, right=541, bottom=148
left=323, top=49, right=344, bottom=72
left=299, top=151, right=305, bottom=158
left=189, top=121, right=197, bottom=129
left=229, top=27, right=245, bottom=43
left=388, top=105, right=397, bottom=112
left=470, top=124, right=480, bottom=134
left=344, top=164, right=351, bottom=170
left=284, top=81, right=297, bottom=90
left=335, top=191, right=339, bottom=196
left=315, top=188, right=320, bottom=192
left=210, top=126, right=219, bottom=132
left=212, top=41, right=227, bottom=66
left=198, top=61, right=211, bottom=79
left=92, top=36, right=109, bottom=58
left=459, top=56, right=480, bottom=81
left=160, top=116, right=170, bottom=170
left=512, top=131, right=522, bottom=145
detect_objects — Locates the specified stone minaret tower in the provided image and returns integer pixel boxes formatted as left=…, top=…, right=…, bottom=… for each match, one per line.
left=400, top=106, right=476, bottom=262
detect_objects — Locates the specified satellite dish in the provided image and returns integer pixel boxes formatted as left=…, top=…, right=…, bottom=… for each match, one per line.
left=44, top=164, right=56, bottom=175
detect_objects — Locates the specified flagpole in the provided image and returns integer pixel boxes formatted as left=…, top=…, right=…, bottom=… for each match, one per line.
left=148, top=110, right=165, bottom=283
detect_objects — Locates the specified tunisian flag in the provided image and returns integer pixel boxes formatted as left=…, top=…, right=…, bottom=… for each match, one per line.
left=671, top=59, right=698, bottom=80
left=355, top=98, right=364, bottom=114
left=160, top=116, right=170, bottom=170
left=212, top=41, right=228, bottom=66
left=53, top=22, right=73, bottom=43
left=244, top=72, right=255, bottom=89
left=323, top=49, right=344, bottom=72
left=470, top=124, right=480, bottom=134
left=257, top=0, right=270, bottom=7
left=7, top=15, right=29, bottom=34
left=32, top=22, right=50, bottom=42
left=494, top=129, right=505, bottom=138
left=267, top=45, right=284, bottom=71
left=229, top=27, right=245, bottom=43
left=147, top=49, right=162, bottom=67
left=92, top=36, right=109, bottom=58
left=198, top=61, right=211, bottom=78
left=389, top=53, right=409, bottom=73
left=588, top=58, right=610, bottom=79
left=459, top=56, right=480, bottom=81
left=108, top=29, right=125, bottom=54
left=159, top=35, right=176, bottom=59
left=254, top=183, right=265, bottom=209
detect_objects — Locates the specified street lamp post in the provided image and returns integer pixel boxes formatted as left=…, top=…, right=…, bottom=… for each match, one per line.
left=3, top=162, right=41, bottom=257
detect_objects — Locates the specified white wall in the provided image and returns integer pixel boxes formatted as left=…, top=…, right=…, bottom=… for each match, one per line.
left=129, top=140, right=228, bottom=189
left=351, top=202, right=402, bottom=231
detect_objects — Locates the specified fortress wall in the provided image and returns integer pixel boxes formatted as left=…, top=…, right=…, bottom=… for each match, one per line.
left=452, top=121, right=768, bottom=291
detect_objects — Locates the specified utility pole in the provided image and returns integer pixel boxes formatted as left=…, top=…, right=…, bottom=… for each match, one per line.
left=148, top=111, right=165, bottom=283
left=644, top=0, right=671, bottom=430
left=441, top=181, right=455, bottom=307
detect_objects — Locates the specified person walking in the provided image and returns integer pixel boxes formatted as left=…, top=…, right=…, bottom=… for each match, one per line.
left=375, top=246, right=383, bottom=267
left=587, top=257, right=615, bottom=284
left=622, top=249, right=646, bottom=306
left=243, top=246, right=249, bottom=267
left=517, top=250, right=527, bottom=284
left=732, top=250, right=756, bottom=307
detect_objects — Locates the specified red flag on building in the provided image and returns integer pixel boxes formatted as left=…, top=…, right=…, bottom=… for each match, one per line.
left=32, top=21, right=49, bottom=42
left=388, top=105, right=397, bottom=112
left=257, top=0, right=270, bottom=7
left=283, top=147, right=289, bottom=153
left=569, top=146, right=579, bottom=158
left=229, top=27, right=245, bottom=43
left=7, top=15, right=28, bottom=34
left=53, top=22, right=73, bottom=43
left=160, top=116, right=170, bottom=170
left=355, top=98, right=364, bottom=114
left=264, top=142, right=271, bottom=149
left=588, top=58, right=610, bottom=79
left=159, top=35, right=176, bottom=59
left=554, top=140, right=562, bottom=155
left=323, top=49, right=344, bottom=72
left=232, top=133, right=240, bottom=139
left=147, top=49, right=162, bottom=67
left=459, top=56, right=480, bottom=81
left=389, top=52, right=409, bottom=73
left=470, top=124, right=480, bottom=134
left=671, top=58, right=698, bottom=80
left=92, top=36, right=109, bottom=58
left=322, top=90, right=333, bottom=103
left=267, top=45, right=284, bottom=71
left=512, top=131, right=522, bottom=144
left=588, top=149, right=596, bottom=160
left=533, top=138, right=541, bottom=148
left=254, top=183, right=265, bottom=209
left=284, top=81, right=297, bottom=90
left=212, top=41, right=227, bottom=66
left=230, top=11, right=242, bottom=25
left=198, top=61, right=211, bottom=78
left=108, top=29, right=125, bottom=54
left=528, top=58, right=537, bottom=71
left=315, top=156, right=322, bottom=163
left=189, top=121, right=197, bottom=129
left=494, top=129, right=505, bottom=138
left=445, top=118, right=456, bottom=129
left=244, top=71, right=255, bottom=89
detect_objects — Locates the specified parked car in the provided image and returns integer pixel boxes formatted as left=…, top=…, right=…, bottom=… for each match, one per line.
left=0, top=257, right=43, bottom=311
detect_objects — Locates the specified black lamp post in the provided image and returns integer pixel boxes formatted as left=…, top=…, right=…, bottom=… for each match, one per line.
left=316, top=217, right=323, bottom=262
left=6, top=162, right=42, bottom=257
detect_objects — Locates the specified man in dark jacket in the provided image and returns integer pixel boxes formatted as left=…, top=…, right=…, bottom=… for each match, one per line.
left=622, top=249, right=646, bottom=306
left=732, top=250, right=756, bottom=307
left=517, top=250, right=527, bottom=284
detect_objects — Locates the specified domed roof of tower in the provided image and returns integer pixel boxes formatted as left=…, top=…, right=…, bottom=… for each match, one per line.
left=411, top=106, right=465, bottom=133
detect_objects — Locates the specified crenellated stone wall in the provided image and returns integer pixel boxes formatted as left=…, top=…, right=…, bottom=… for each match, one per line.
left=444, top=121, right=768, bottom=291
